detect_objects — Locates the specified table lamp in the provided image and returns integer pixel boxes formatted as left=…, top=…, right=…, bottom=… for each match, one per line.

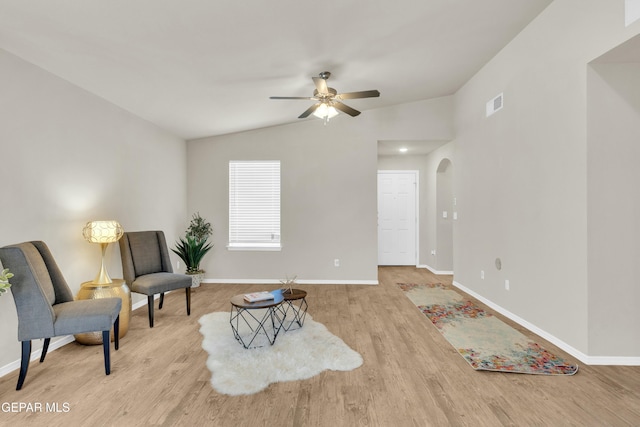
left=82, top=220, right=124, bottom=285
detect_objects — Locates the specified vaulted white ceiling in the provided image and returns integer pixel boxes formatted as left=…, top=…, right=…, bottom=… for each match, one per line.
left=0, top=0, right=552, bottom=140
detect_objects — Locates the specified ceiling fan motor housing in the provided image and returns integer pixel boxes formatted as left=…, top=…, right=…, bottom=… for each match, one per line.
left=313, top=87, right=337, bottom=99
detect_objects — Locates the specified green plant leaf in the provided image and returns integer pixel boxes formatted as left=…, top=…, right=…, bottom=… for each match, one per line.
left=172, top=235, right=213, bottom=274
left=0, top=268, right=12, bottom=295
left=186, top=212, right=212, bottom=243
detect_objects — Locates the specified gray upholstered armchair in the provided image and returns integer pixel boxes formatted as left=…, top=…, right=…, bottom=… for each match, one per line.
left=0, top=241, right=121, bottom=390
left=119, top=231, right=191, bottom=328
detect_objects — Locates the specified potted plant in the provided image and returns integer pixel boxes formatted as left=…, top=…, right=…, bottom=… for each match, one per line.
left=172, top=213, right=213, bottom=288
left=0, top=268, right=13, bottom=296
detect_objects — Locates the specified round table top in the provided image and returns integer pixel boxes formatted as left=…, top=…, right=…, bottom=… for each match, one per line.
left=282, top=288, right=307, bottom=300
left=230, top=290, right=284, bottom=309
left=80, top=279, right=126, bottom=290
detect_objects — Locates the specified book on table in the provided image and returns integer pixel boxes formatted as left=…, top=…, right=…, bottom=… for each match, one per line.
left=243, top=291, right=274, bottom=303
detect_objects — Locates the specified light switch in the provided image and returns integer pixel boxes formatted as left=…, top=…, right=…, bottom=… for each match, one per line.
left=442, top=211, right=448, bottom=219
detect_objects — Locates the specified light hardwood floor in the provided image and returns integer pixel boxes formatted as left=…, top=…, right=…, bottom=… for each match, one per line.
left=0, top=267, right=639, bottom=426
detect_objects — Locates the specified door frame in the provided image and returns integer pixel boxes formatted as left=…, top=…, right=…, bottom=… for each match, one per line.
left=377, top=170, right=420, bottom=266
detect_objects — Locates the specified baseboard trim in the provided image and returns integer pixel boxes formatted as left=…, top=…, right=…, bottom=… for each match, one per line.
left=418, top=264, right=454, bottom=275
left=0, top=295, right=155, bottom=378
left=5, top=282, right=636, bottom=377
left=202, top=279, right=378, bottom=285
left=452, top=280, right=640, bottom=366
left=132, top=295, right=155, bottom=311
left=582, top=356, right=640, bottom=365
left=0, top=335, right=75, bottom=378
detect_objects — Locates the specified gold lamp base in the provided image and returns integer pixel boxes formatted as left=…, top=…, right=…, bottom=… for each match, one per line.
left=74, top=279, right=131, bottom=345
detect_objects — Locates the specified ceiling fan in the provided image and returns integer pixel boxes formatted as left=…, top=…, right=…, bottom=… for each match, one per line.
left=270, top=71, right=380, bottom=121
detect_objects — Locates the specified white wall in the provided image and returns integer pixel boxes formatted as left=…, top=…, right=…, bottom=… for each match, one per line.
left=3, top=0, right=638, bottom=374
left=188, top=119, right=378, bottom=282
left=587, top=56, right=640, bottom=357
left=365, top=97, right=454, bottom=143
left=0, top=49, right=188, bottom=371
left=377, top=155, right=429, bottom=267
left=452, top=0, right=640, bottom=358
left=435, top=158, right=454, bottom=272
left=377, top=141, right=455, bottom=272
left=188, top=97, right=454, bottom=283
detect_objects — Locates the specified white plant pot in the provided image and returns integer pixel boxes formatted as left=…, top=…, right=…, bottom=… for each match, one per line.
left=189, top=272, right=204, bottom=288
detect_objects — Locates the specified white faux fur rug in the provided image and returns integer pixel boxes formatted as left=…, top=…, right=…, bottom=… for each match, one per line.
left=199, top=311, right=363, bottom=395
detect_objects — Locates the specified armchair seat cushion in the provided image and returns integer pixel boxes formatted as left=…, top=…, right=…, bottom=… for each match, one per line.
left=53, top=298, right=122, bottom=337
left=130, top=272, right=191, bottom=296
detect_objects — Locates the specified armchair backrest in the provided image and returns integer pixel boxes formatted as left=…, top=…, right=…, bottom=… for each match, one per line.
left=119, top=231, right=173, bottom=285
left=0, top=241, right=74, bottom=341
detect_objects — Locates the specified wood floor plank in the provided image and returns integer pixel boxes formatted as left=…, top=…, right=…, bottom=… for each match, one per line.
left=0, top=266, right=639, bottom=426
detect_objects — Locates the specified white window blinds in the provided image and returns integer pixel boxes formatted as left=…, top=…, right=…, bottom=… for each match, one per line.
left=228, top=160, right=281, bottom=250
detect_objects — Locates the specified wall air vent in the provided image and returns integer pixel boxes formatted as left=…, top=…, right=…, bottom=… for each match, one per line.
left=486, top=93, right=503, bottom=117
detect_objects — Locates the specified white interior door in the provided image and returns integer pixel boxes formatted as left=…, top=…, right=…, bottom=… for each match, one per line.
left=378, top=171, right=417, bottom=265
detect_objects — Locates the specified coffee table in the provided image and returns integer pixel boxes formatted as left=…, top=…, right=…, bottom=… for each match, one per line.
left=280, top=288, right=308, bottom=331
left=229, top=290, right=284, bottom=349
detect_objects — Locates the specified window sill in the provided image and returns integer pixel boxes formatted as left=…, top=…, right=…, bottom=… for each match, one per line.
left=227, top=244, right=282, bottom=252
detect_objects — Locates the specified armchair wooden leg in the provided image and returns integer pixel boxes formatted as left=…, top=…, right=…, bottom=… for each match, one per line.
left=159, top=292, right=165, bottom=309
left=185, top=287, right=191, bottom=316
left=147, top=295, right=155, bottom=328
left=40, top=338, right=51, bottom=363
left=102, top=330, right=111, bottom=375
left=17, top=341, right=31, bottom=390
left=114, top=315, right=120, bottom=351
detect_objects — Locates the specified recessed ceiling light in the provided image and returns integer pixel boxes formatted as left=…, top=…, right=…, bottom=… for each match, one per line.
left=399, top=147, right=408, bottom=153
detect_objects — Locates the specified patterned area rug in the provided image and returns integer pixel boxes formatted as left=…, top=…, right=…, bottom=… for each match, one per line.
left=398, top=283, right=578, bottom=375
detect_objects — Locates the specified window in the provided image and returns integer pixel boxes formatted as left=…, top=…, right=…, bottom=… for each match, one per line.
left=228, top=160, right=281, bottom=250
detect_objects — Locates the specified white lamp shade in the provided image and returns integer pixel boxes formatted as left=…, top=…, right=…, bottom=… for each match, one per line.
left=82, top=220, right=124, bottom=244
left=313, top=104, right=339, bottom=120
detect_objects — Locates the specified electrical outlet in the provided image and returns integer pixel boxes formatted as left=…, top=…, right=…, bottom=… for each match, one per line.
left=177, top=260, right=180, bottom=269
left=334, top=259, right=340, bottom=267
left=480, top=270, right=485, bottom=280
left=505, top=279, right=510, bottom=291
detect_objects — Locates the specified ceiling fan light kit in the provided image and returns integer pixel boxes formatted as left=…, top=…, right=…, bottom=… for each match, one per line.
left=313, top=104, right=339, bottom=121
left=270, top=71, right=380, bottom=124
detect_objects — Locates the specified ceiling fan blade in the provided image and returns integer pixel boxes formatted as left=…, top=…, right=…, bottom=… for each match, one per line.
left=336, top=90, right=380, bottom=100
left=333, top=101, right=361, bottom=117
left=312, top=76, right=329, bottom=94
left=298, top=103, right=322, bottom=118
left=270, top=96, right=316, bottom=100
